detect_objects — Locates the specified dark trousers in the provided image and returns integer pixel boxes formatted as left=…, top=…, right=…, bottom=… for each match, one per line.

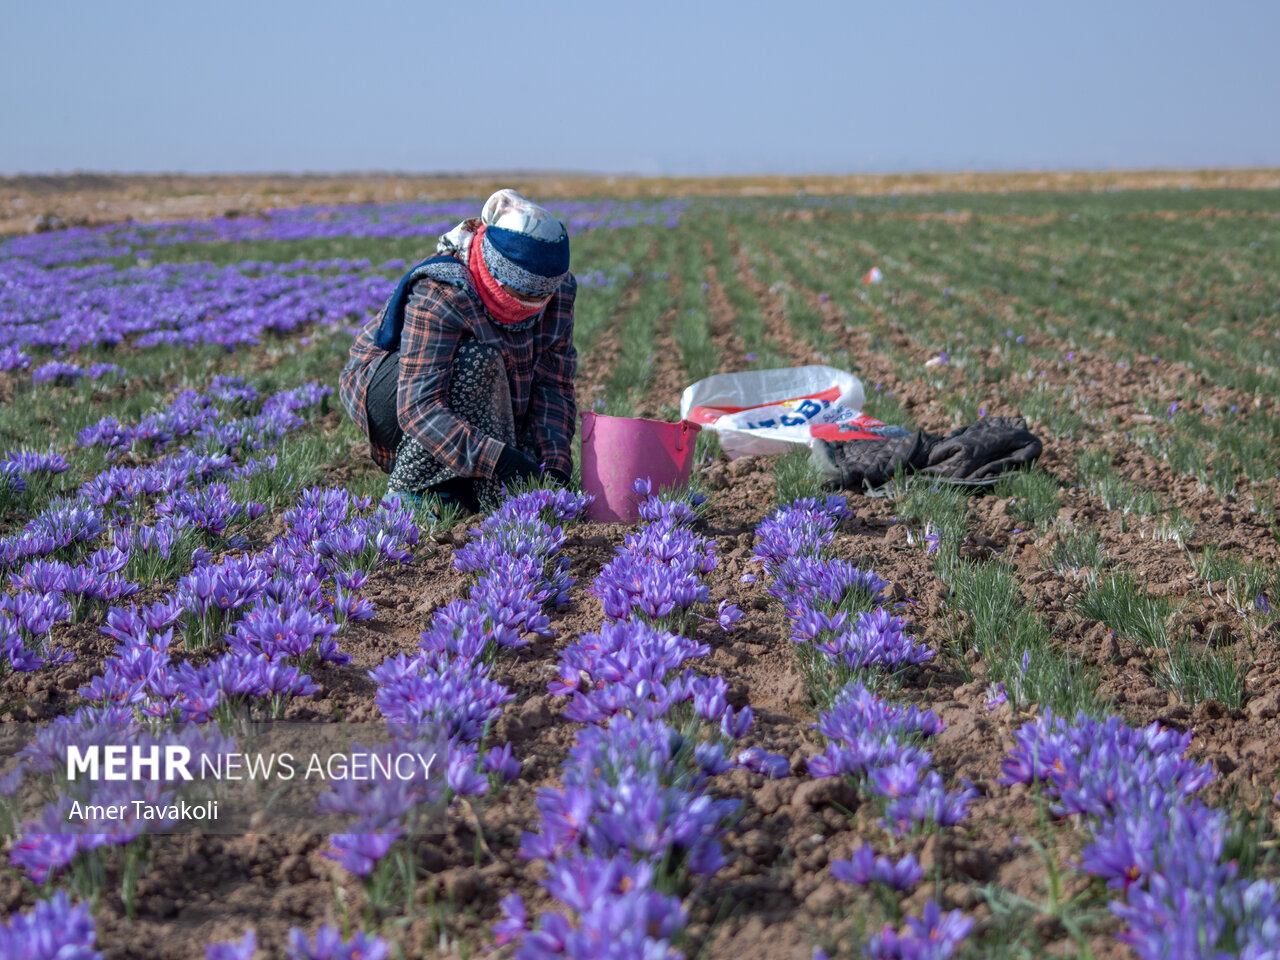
left=364, top=344, right=513, bottom=512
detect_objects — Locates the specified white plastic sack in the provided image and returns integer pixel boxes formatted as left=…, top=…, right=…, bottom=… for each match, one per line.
left=680, top=365, right=891, bottom=459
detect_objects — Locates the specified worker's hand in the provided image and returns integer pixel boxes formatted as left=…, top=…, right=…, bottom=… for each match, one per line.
left=546, top=468, right=571, bottom=488
left=495, top=445, right=540, bottom=486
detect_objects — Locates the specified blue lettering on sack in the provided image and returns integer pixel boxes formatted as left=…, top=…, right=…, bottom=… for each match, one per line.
left=795, top=399, right=823, bottom=418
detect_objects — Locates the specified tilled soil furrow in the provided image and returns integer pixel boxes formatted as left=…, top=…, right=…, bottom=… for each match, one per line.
left=635, top=270, right=688, bottom=419
left=701, top=241, right=751, bottom=375
left=575, top=235, right=659, bottom=404
left=725, top=230, right=814, bottom=368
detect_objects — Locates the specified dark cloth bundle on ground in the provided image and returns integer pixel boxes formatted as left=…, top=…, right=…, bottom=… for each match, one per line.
left=811, top=416, right=1043, bottom=491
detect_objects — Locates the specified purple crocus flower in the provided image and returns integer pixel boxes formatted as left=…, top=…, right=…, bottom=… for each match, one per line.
left=0, top=891, right=100, bottom=959
left=986, top=682, right=1008, bottom=710
left=720, top=705, right=754, bottom=739
left=286, top=925, right=388, bottom=960
left=446, top=749, right=490, bottom=797
left=206, top=930, right=256, bottom=960
left=864, top=900, right=972, bottom=959
left=482, top=743, right=522, bottom=782
left=882, top=772, right=977, bottom=834
left=737, top=746, right=790, bottom=779
left=493, top=893, right=527, bottom=946
left=831, top=844, right=923, bottom=891
left=323, top=832, right=398, bottom=878
left=717, top=599, right=744, bottom=632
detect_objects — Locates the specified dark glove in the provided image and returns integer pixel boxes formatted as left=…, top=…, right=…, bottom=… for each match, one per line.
left=545, top=468, right=571, bottom=488
left=921, top=417, right=1042, bottom=480
left=812, top=430, right=938, bottom=491
left=495, top=445, right=540, bottom=486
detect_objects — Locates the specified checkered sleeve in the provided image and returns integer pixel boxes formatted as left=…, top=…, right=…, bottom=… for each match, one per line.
left=339, top=316, right=396, bottom=472
left=523, top=275, right=578, bottom=478
left=397, top=280, right=506, bottom=478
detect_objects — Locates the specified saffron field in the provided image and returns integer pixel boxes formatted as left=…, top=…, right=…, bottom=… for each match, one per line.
left=0, top=186, right=1277, bottom=959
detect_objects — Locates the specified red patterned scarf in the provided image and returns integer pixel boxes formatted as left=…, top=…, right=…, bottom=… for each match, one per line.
left=467, top=225, right=550, bottom=325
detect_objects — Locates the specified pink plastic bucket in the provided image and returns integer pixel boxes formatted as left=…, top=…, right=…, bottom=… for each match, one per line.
left=580, top=412, right=701, bottom=523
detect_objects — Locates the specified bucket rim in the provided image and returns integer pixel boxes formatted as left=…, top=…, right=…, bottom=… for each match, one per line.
left=578, top=411, right=701, bottom=430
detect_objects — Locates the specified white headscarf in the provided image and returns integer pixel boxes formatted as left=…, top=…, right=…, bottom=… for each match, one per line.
left=436, top=189, right=566, bottom=263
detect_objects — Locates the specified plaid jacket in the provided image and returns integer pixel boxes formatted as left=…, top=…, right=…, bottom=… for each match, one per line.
left=339, top=266, right=577, bottom=479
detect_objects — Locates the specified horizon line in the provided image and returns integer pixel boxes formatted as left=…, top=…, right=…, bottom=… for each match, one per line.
left=5, top=164, right=1280, bottom=182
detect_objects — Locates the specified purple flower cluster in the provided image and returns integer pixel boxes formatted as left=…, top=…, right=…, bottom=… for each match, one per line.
left=286, top=925, right=389, bottom=960
left=0, top=380, right=330, bottom=610
left=755, top=499, right=967, bottom=834
left=3, top=199, right=685, bottom=262
left=501, top=486, right=772, bottom=959
left=1, top=257, right=393, bottom=354
left=0, top=496, right=106, bottom=571
left=5, top=483, right=419, bottom=886
left=590, top=478, right=738, bottom=634
left=758, top=499, right=930, bottom=686
left=78, top=453, right=233, bottom=508
left=161, top=483, right=265, bottom=540
left=205, top=931, right=256, bottom=960
left=831, top=843, right=923, bottom=890
left=0, top=560, right=91, bottom=673
left=30, top=360, right=124, bottom=385
left=0, top=200, right=685, bottom=356
left=767, top=556, right=890, bottom=617
left=207, top=924, right=389, bottom=960
left=9, top=548, right=139, bottom=623
left=0, top=344, right=32, bottom=371
left=0, top=381, right=337, bottom=685
left=495, top=855, right=688, bottom=960
left=794, top=606, right=935, bottom=676
left=451, top=487, right=591, bottom=618
left=808, top=683, right=973, bottom=835
left=0, top=891, right=100, bottom=960
left=341, top=489, right=592, bottom=882
left=87, top=489, right=415, bottom=719
left=199, top=385, right=331, bottom=458
left=752, top=494, right=848, bottom=575
left=78, top=382, right=329, bottom=461
left=501, top=715, right=730, bottom=957
left=825, top=901, right=972, bottom=960
left=521, top=715, right=740, bottom=873
left=372, top=487, right=589, bottom=740
left=1002, top=711, right=1279, bottom=958
left=550, top=620, right=724, bottom=724
left=554, top=482, right=759, bottom=752
left=3, top=447, right=70, bottom=482
left=754, top=499, right=974, bottom=957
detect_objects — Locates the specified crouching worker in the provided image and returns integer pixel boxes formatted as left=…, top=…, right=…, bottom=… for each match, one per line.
left=339, top=189, right=576, bottom=512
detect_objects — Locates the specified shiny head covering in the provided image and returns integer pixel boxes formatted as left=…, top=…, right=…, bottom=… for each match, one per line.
left=437, top=189, right=571, bottom=298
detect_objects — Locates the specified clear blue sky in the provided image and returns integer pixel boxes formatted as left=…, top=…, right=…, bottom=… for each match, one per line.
left=2, top=0, right=1277, bottom=175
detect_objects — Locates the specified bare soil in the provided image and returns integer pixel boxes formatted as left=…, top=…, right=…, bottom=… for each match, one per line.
left=6, top=168, right=1280, bottom=236
left=3, top=176, right=1278, bottom=957
left=2, top=419, right=1275, bottom=959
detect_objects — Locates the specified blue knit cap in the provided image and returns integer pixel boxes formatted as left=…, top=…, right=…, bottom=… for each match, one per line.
left=478, top=189, right=571, bottom=297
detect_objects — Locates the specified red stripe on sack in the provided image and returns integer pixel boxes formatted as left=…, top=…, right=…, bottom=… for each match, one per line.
left=687, top=385, right=845, bottom=423
left=810, top=418, right=889, bottom=442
